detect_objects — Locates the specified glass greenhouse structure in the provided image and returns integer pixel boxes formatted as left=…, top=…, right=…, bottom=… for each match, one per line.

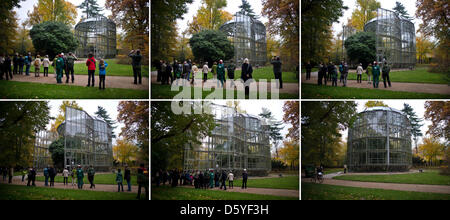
left=347, top=107, right=412, bottom=172
left=219, top=12, right=267, bottom=67
left=33, top=130, right=57, bottom=170
left=74, top=16, right=117, bottom=58
left=183, top=104, right=271, bottom=176
left=364, top=8, right=416, bottom=68
left=34, top=107, right=113, bottom=171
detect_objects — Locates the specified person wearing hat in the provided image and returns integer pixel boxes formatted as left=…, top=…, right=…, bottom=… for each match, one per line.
left=227, top=170, right=234, bottom=189
left=366, top=63, right=373, bottom=84
left=33, top=55, right=41, bottom=77
left=42, top=55, right=50, bottom=77
left=242, top=169, right=248, bottom=189
left=66, top=52, right=78, bottom=83
left=76, top=165, right=84, bottom=189
left=372, top=61, right=381, bottom=88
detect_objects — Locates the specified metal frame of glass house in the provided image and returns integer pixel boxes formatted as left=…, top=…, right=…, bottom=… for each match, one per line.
left=34, top=107, right=113, bottom=171
left=342, top=8, right=415, bottom=68
left=33, top=130, right=57, bottom=170
left=74, top=16, right=117, bottom=58
left=347, top=107, right=412, bottom=172
left=183, top=104, right=271, bottom=176
left=219, top=12, right=267, bottom=67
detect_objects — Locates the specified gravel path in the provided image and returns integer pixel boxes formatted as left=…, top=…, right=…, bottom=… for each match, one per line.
left=9, top=74, right=149, bottom=90
left=180, top=185, right=299, bottom=198
left=151, top=71, right=299, bottom=95
left=0, top=176, right=139, bottom=194
left=302, top=71, right=450, bottom=95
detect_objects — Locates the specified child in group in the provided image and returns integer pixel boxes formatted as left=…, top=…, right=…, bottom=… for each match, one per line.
left=98, top=59, right=108, bottom=90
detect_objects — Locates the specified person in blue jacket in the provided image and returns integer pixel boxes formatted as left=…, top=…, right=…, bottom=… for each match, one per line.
left=98, top=59, right=108, bottom=90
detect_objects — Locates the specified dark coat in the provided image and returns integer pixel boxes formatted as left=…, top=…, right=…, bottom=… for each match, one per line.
left=241, top=63, right=253, bottom=81
left=271, top=59, right=282, bottom=73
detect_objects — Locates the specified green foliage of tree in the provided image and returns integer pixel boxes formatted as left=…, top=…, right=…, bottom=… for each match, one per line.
left=0, top=102, right=52, bottom=168
left=344, top=32, right=376, bottom=67
left=48, top=137, right=64, bottom=170
left=29, top=21, right=78, bottom=59
left=95, top=106, right=117, bottom=138
left=189, top=29, right=234, bottom=65
left=239, top=0, right=256, bottom=18
left=259, top=107, right=283, bottom=157
left=78, top=0, right=103, bottom=19
left=151, top=0, right=192, bottom=61
left=301, top=0, right=347, bottom=65
left=401, top=103, right=423, bottom=153
left=393, top=1, right=411, bottom=20
left=151, top=102, right=216, bottom=171
left=301, top=102, right=357, bottom=167
left=271, top=159, right=287, bottom=170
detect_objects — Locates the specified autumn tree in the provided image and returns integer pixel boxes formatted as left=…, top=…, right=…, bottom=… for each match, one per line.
left=78, top=0, right=103, bottom=19
left=150, top=0, right=192, bottom=62
left=302, top=101, right=357, bottom=167
left=50, top=101, right=83, bottom=132
left=364, top=101, right=388, bottom=108
left=416, top=35, right=435, bottom=64
left=117, top=101, right=149, bottom=164
left=283, top=101, right=299, bottom=143
left=401, top=103, right=423, bottom=154
left=113, top=138, right=139, bottom=166
left=392, top=1, right=411, bottom=20
left=25, top=0, right=78, bottom=27
left=14, top=23, right=35, bottom=54
left=106, top=0, right=149, bottom=64
left=424, top=101, right=449, bottom=143
left=416, top=0, right=450, bottom=72
left=301, top=0, right=346, bottom=65
left=0, top=102, right=51, bottom=168
left=0, top=0, right=22, bottom=54
left=266, top=34, right=281, bottom=62
left=187, top=0, right=232, bottom=35
left=348, top=0, right=380, bottom=30
left=418, top=137, right=446, bottom=166
left=263, top=0, right=299, bottom=70
left=279, top=140, right=299, bottom=170
left=151, top=102, right=215, bottom=171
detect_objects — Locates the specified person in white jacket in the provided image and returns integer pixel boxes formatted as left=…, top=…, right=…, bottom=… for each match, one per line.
left=42, top=55, right=50, bottom=77
left=227, top=171, right=234, bottom=189
left=202, top=62, right=209, bottom=83
left=62, top=167, right=69, bottom=186
left=33, top=55, right=42, bottom=77
left=356, top=63, right=363, bottom=83
left=191, top=62, right=199, bottom=85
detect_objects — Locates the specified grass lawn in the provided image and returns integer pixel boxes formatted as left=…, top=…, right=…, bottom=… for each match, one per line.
left=151, top=84, right=298, bottom=99
left=0, top=80, right=148, bottom=99
left=231, top=176, right=299, bottom=190
left=151, top=185, right=297, bottom=200
left=0, top=183, right=141, bottom=200
left=323, top=168, right=344, bottom=175
left=30, top=59, right=149, bottom=77
left=35, top=173, right=138, bottom=186
left=195, top=66, right=299, bottom=83
left=333, top=170, right=450, bottom=186
left=346, top=67, right=448, bottom=84
left=301, top=83, right=449, bottom=99
left=301, top=182, right=450, bottom=200
left=301, top=67, right=318, bottom=73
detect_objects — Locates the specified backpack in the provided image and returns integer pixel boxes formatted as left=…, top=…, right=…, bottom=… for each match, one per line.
left=34, top=59, right=39, bottom=66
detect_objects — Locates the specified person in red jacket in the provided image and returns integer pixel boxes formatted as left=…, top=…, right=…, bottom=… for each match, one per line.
left=86, top=53, right=96, bottom=87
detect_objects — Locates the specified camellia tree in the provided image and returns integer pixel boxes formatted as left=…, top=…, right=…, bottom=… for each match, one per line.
left=29, top=21, right=78, bottom=58
left=344, top=32, right=376, bottom=67
left=189, top=29, right=234, bottom=66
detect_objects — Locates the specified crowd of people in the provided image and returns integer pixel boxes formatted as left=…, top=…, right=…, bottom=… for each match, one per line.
left=305, top=60, right=392, bottom=88
left=155, top=56, right=285, bottom=95
left=0, top=163, right=149, bottom=200
left=0, top=49, right=144, bottom=89
left=154, top=168, right=249, bottom=190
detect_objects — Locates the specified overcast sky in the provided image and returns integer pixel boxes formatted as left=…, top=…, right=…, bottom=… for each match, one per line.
left=176, top=0, right=268, bottom=38
left=14, top=0, right=112, bottom=27
left=339, top=100, right=432, bottom=148
left=332, top=0, right=420, bottom=37
left=47, top=100, right=123, bottom=145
